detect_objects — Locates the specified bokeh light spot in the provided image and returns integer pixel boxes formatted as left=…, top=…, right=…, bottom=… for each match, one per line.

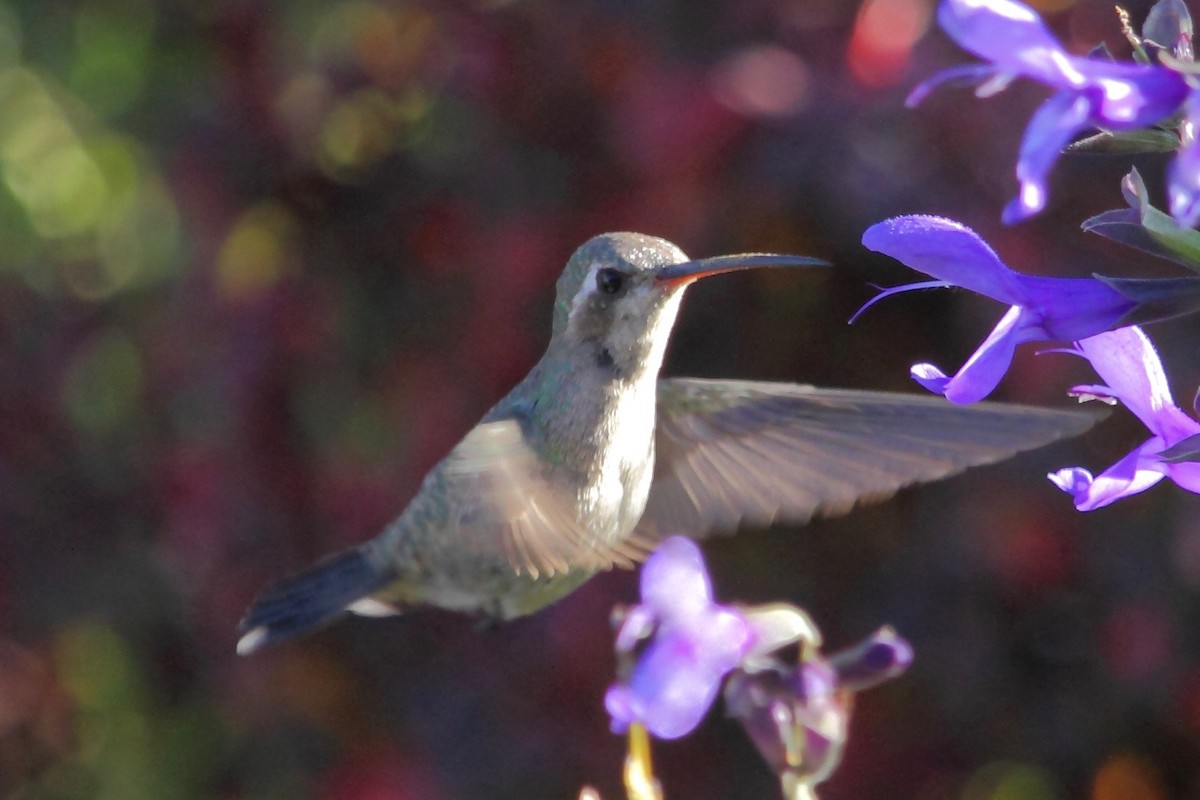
left=216, top=202, right=300, bottom=300
left=309, top=1, right=391, bottom=67
left=963, top=761, right=1063, bottom=800
left=276, top=72, right=332, bottom=145
left=70, top=0, right=155, bottom=118
left=848, top=0, right=934, bottom=87
left=62, top=329, right=144, bottom=438
left=1101, top=603, right=1171, bottom=683
left=0, top=60, right=179, bottom=298
left=1091, top=753, right=1167, bottom=800
left=710, top=45, right=811, bottom=118
left=322, top=100, right=368, bottom=166
left=0, top=68, right=109, bottom=238
left=55, top=621, right=138, bottom=712
left=52, top=621, right=169, bottom=800
left=0, top=5, right=22, bottom=70
left=356, top=7, right=437, bottom=89
left=318, top=90, right=398, bottom=176
left=95, top=172, right=180, bottom=296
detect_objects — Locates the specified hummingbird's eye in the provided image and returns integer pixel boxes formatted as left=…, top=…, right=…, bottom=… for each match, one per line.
left=596, top=268, right=625, bottom=295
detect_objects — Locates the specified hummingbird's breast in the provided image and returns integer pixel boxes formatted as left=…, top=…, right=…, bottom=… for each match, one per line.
left=373, top=358, right=660, bottom=620
left=573, top=375, right=657, bottom=537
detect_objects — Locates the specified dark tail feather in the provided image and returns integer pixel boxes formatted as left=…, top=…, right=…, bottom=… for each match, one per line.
left=237, top=547, right=389, bottom=655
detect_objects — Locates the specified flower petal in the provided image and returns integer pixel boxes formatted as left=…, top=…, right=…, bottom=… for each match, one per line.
left=1061, top=442, right=1166, bottom=510
left=620, top=634, right=728, bottom=739
left=1076, top=327, right=1175, bottom=433
left=1016, top=274, right=1134, bottom=339
left=1164, top=460, right=1200, bottom=492
left=639, top=536, right=712, bottom=620
left=1048, top=466, right=1095, bottom=499
left=1169, top=96, right=1200, bottom=229
left=742, top=603, right=822, bottom=660
left=861, top=215, right=1029, bottom=303
left=1067, top=383, right=1120, bottom=404
left=604, top=684, right=639, bottom=733
left=911, top=363, right=951, bottom=395
left=693, top=607, right=755, bottom=670
left=828, top=627, right=914, bottom=692
left=608, top=537, right=757, bottom=740
left=938, top=0, right=1083, bottom=87
left=614, top=604, right=658, bottom=653
left=933, top=304, right=1038, bottom=403
left=1003, top=91, right=1094, bottom=223
left=1086, top=63, right=1189, bottom=127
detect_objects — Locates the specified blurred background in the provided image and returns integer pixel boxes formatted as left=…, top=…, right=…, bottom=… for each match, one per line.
left=2, top=0, right=1200, bottom=797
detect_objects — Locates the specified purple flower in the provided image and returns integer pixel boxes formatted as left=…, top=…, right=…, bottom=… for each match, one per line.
left=859, top=215, right=1136, bottom=403
left=1169, top=94, right=1200, bottom=228
left=605, top=537, right=754, bottom=739
left=911, top=0, right=1189, bottom=223
left=828, top=626, right=914, bottom=691
left=724, top=628, right=913, bottom=796
left=1049, top=326, right=1200, bottom=509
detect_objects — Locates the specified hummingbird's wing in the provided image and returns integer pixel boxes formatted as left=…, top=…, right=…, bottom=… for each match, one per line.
left=435, top=419, right=644, bottom=578
left=636, top=378, right=1099, bottom=541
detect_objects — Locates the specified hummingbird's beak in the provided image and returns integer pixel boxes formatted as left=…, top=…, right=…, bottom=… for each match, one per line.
left=653, top=253, right=830, bottom=288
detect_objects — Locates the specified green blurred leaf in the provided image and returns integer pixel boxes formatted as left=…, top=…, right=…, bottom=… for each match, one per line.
left=1098, top=274, right=1200, bottom=326
left=1083, top=168, right=1200, bottom=272
left=1157, top=433, right=1200, bottom=463
left=69, top=0, right=156, bottom=118
left=1067, top=128, right=1179, bottom=154
left=61, top=329, right=144, bottom=438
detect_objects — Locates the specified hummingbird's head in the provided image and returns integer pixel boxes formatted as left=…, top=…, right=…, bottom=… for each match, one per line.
left=550, top=232, right=692, bottom=380
left=550, top=232, right=827, bottom=380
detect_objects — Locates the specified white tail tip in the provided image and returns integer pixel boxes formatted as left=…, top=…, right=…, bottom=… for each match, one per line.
left=236, top=626, right=269, bottom=656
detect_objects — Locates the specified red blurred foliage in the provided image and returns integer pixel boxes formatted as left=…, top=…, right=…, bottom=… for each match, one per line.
left=1, top=0, right=1199, bottom=798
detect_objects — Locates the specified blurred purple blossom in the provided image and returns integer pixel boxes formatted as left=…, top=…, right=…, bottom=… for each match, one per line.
left=724, top=627, right=913, bottom=798
left=1048, top=326, right=1200, bottom=509
left=604, top=537, right=755, bottom=740
left=910, top=0, right=1189, bottom=223
left=605, top=539, right=836, bottom=741
left=859, top=215, right=1138, bottom=403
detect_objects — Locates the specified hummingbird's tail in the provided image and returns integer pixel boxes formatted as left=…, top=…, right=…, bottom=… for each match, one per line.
left=236, top=546, right=393, bottom=655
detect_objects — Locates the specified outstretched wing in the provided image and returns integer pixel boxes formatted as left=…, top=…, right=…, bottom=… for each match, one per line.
left=634, top=378, right=1099, bottom=541
left=414, top=419, right=645, bottom=578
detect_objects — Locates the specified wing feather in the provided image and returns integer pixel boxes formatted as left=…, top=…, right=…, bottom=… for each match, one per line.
left=636, top=378, right=1100, bottom=542
left=437, top=419, right=618, bottom=577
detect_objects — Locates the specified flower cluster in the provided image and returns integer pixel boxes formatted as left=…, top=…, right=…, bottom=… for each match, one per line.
left=1047, top=325, right=1200, bottom=509
left=856, top=215, right=1140, bottom=404
left=605, top=537, right=911, bottom=799
left=859, top=206, right=1200, bottom=508
left=853, top=0, right=1200, bottom=512
left=601, top=5, right=1200, bottom=798
left=912, top=0, right=1196, bottom=225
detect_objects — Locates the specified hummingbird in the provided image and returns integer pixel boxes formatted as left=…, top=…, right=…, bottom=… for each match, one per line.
left=237, top=232, right=1095, bottom=655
